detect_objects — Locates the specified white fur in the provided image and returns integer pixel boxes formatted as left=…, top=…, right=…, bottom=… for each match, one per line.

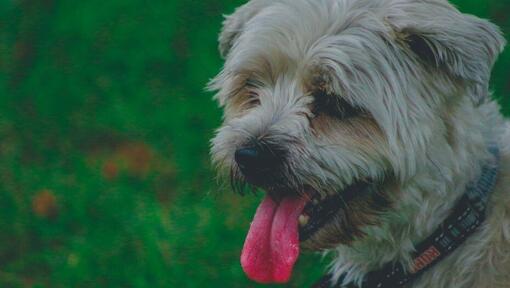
left=210, top=0, right=509, bottom=287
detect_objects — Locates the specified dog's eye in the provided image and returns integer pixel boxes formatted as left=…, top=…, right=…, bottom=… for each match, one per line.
left=246, top=90, right=261, bottom=107
left=312, top=90, right=361, bottom=119
left=243, top=79, right=262, bottom=107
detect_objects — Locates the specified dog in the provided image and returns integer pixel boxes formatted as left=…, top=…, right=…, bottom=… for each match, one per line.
left=208, top=0, right=510, bottom=287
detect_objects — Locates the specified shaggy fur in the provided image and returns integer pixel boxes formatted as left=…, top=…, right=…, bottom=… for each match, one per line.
left=209, top=0, right=510, bottom=287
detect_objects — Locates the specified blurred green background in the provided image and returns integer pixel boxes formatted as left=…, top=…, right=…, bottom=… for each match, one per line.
left=0, top=0, right=508, bottom=287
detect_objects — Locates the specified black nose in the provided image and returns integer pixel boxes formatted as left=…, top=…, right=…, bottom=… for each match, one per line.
left=235, top=145, right=281, bottom=176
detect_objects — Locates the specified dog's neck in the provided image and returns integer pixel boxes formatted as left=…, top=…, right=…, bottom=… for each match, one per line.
left=329, top=99, right=504, bottom=286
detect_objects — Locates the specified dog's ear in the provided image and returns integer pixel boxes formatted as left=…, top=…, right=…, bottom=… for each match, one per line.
left=218, top=0, right=274, bottom=59
left=388, top=0, right=506, bottom=104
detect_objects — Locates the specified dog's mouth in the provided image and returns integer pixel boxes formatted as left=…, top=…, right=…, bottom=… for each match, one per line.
left=298, top=181, right=369, bottom=242
left=240, top=180, right=371, bottom=284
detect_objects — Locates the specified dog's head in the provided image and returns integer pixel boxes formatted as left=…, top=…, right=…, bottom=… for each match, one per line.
left=209, top=0, right=504, bottom=284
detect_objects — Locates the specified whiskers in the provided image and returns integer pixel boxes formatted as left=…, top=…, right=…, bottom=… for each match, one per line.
left=229, top=166, right=257, bottom=196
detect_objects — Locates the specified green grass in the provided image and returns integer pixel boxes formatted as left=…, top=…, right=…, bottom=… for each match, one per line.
left=0, top=0, right=508, bottom=287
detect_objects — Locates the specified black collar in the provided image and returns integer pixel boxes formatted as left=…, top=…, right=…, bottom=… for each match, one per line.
left=314, top=146, right=500, bottom=288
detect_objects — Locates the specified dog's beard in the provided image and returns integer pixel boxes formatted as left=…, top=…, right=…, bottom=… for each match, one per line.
left=229, top=160, right=302, bottom=198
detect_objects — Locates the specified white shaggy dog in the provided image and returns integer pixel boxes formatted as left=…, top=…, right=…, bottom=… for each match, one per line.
left=209, top=0, right=510, bottom=287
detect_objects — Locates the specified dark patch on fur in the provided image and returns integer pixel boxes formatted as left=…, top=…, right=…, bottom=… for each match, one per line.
left=302, top=181, right=393, bottom=250
left=230, top=166, right=257, bottom=196
left=406, top=34, right=439, bottom=67
left=229, top=160, right=303, bottom=199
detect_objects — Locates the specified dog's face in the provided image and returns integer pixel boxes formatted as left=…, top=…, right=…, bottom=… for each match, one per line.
left=209, top=0, right=504, bottom=284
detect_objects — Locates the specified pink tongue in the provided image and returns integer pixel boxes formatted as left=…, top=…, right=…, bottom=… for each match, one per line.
left=241, top=196, right=307, bottom=284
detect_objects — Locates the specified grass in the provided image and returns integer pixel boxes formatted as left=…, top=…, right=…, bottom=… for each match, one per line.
left=0, top=0, right=508, bottom=287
